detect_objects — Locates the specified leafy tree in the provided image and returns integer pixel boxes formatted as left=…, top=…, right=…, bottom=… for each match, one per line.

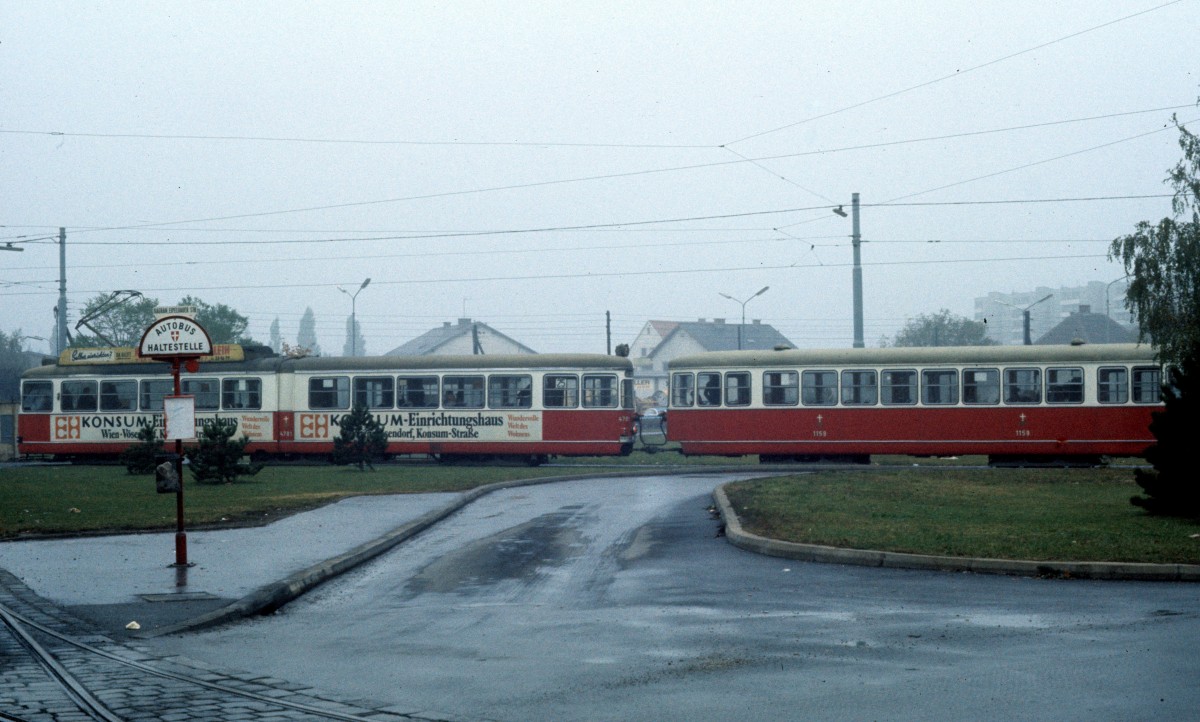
left=119, top=424, right=164, bottom=475
left=184, top=418, right=264, bottom=484
left=1, top=329, right=34, bottom=403
left=1110, top=115, right=1200, bottom=368
left=342, top=315, right=366, bottom=357
left=1110, top=112, right=1200, bottom=517
left=178, top=295, right=253, bottom=345
left=331, top=403, right=389, bottom=470
left=70, top=294, right=258, bottom=347
left=885, top=309, right=997, bottom=347
left=269, top=317, right=282, bottom=353
left=297, top=307, right=321, bottom=356
left=71, top=293, right=158, bottom=347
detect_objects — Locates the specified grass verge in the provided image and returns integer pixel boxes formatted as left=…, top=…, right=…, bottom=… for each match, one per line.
left=0, top=463, right=576, bottom=538
left=723, top=468, right=1200, bottom=564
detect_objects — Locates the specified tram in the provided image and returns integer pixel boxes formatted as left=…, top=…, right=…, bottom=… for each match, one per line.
left=17, top=345, right=636, bottom=463
left=665, top=343, right=1161, bottom=465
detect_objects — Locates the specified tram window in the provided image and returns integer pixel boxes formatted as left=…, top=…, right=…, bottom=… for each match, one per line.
left=670, top=373, right=695, bottom=407
left=583, top=374, right=619, bottom=408
left=21, top=381, right=53, bottom=412
left=881, top=369, right=917, bottom=405
left=309, top=376, right=350, bottom=410
left=544, top=374, right=579, bottom=408
left=443, top=375, right=484, bottom=408
left=1097, top=367, right=1128, bottom=404
left=841, top=370, right=878, bottom=406
left=181, top=378, right=220, bottom=410
left=1132, top=366, right=1162, bottom=404
left=354, top=376, right=394, bottom=409
left=622, top=378, right=635, bottom=410
left=696, top=372, right=722, bottom=406
left=1004, top=368, right=1041, bottom=404
left=61, top=380, right=98, bottom=412
left=763, top=371, right=798, bottom=406
left=921, top=369, right=959, bottom=405
left=962, top=368, right=1000, bottom=405
left=222, top=378, right=262, bottom=410
left=724, top=372, right=751, bottom=407
left=397, top=376, right=439, bottom=408
left=802, top=370, right=837, bottom=406
left=489, top=375, right=533, bottom=409
left=96, top=380, right=135, bottom=412
left=1046, top=367, right=1084, bottom=404
left=140, top=379, right=174, bottom=411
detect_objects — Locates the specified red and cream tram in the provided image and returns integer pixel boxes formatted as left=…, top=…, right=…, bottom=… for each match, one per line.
left=666, top=343, right=1162, bottom=465
left=18, top=346, right=636, bottom=463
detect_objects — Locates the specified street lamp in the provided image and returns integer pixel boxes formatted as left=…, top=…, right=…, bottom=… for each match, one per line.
left=338, top=278, right=371, bottom=356
left=999, top=293, right=1053, bottom=345
left=1105, top=276, right=1129, bottom=343
left=719, top=286, right=770, bottom=350
left=834, top=193, right=864, bottom=347
left=15, top=334, right=47, bottom=351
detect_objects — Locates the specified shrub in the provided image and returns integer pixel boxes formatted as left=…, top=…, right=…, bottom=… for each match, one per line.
left=120, top=424, right=164, bottom=475
left=331, top=402, right=389, bottom=470
left=184, top=417, right=264, bottom=484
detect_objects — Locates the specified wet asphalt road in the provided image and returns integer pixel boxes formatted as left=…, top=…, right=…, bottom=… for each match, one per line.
left=146, top=473, right=1200, bottom=722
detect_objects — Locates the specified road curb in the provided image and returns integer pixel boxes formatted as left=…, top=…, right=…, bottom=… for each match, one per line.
left=712, top=484, right=1200, bottom=582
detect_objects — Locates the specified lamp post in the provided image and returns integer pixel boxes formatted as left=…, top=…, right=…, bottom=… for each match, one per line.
left=834, top=193, right=864, bottom=348
left=338, top=278, right=371, bottom=357
left=719, top=286, right=769, bottom=350
left=1105, top=276, right=1129, bottom=343
left=14, top=335, right=47, bottom=352
left=999, top=293, right=1053, bottom=345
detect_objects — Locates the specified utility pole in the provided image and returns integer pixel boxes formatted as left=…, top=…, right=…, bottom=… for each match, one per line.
left=851, top=193, right=864, bottom=348
left=57, top=227, right=68, bottom=354
left=606, top=311, right=612, bottom=355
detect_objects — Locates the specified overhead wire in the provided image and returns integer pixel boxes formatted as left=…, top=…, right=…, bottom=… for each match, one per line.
left=722, top=0, right=1185, bottom=146
left=1, top=104, right=1186, bottom=241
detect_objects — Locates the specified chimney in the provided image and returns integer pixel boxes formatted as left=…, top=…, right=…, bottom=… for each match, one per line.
left=752, top=319, right=762, bottom=325
left=458, top=318, right=471, bottom=326
left=1078, top=305, right=1091, bottom=314
left=713, top=318, right=726, bottom=324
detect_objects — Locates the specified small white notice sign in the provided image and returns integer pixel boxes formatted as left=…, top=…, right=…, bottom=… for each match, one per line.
left=164, top=395, right=196, bottom=441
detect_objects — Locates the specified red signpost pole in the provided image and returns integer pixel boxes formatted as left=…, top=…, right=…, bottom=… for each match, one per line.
left=172, top=357, right=187, bottom=567
left=138, top=314, right=212, bottom=569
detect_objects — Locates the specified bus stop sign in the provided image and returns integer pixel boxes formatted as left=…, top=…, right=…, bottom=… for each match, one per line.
left=137, top=315, right=213, bottom=359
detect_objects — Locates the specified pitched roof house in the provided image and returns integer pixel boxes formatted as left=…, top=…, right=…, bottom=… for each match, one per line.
left=384, top=318, right=536, bottom=356
left=631, top=318, right=793, bottom=402
left=1034, top=306, right=1137, bottom=345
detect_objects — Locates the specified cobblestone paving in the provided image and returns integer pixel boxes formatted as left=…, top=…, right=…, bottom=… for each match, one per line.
left=0, top=571, right=471, bottom=722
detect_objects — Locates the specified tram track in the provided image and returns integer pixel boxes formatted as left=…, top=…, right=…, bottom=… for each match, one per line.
left=0, top=600, right=412, bottom=721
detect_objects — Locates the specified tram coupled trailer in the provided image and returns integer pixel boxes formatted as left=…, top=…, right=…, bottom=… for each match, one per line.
left=664, top=343, right=1162, bottom=466
left=17, top=351, right=637, bottom=464
left=279, top=354, right=636, bottom=463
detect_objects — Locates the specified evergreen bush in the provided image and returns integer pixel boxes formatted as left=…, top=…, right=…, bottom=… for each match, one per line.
left=185, top=417, right=264, bottom=484
left=331, top=403, right=389, bottom=470
left=120, top=424, right=164, bottom=475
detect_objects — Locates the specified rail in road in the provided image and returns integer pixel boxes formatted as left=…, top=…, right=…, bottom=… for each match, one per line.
left=0, top=592, right=418, bottom=722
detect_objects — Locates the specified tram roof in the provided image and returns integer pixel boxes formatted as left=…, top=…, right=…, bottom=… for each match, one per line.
left=669, top=343, right=1158, bottom=370
left=21, top=352, right=632, bottom=379
left=283, top=353, right=632, bottom=373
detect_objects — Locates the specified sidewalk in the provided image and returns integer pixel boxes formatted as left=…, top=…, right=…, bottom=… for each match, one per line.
left=0, top=493, right=458, bottom=637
